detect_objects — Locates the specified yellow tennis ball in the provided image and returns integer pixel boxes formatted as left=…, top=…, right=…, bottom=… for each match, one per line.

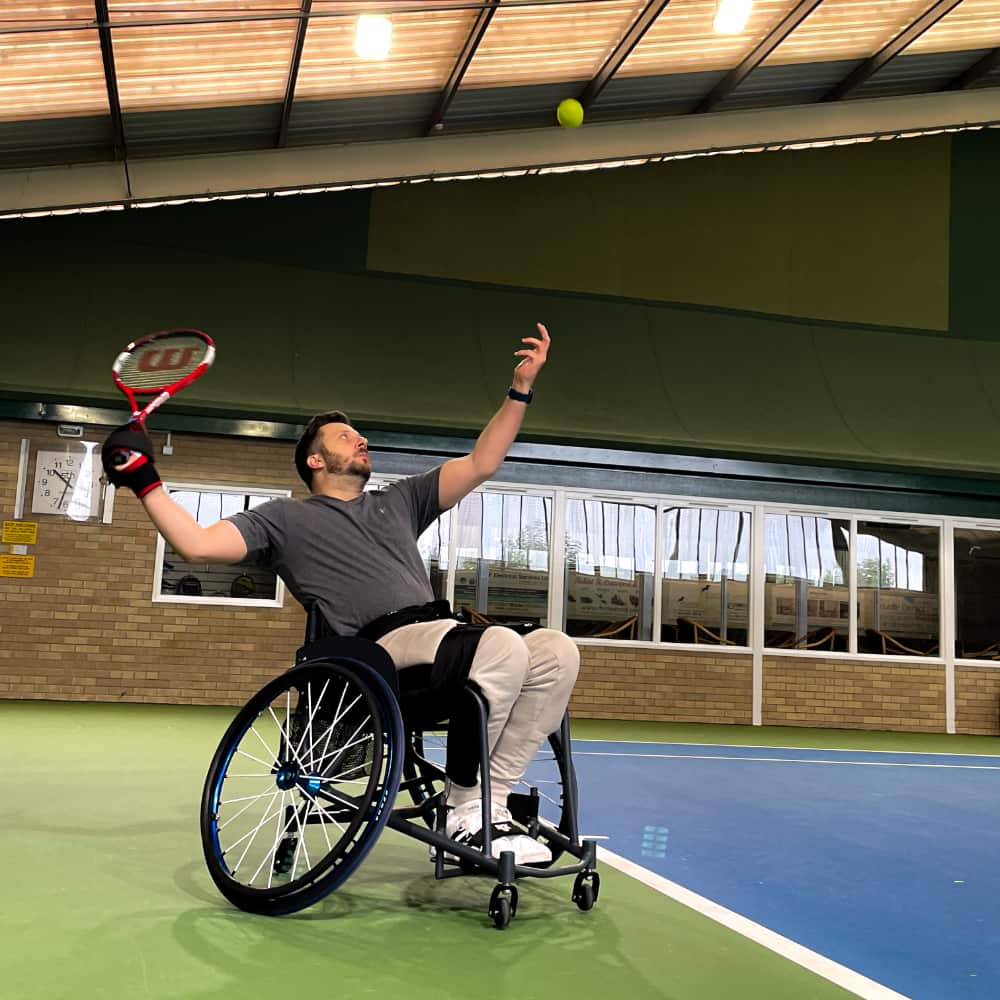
left=557, top=98, right=584, bottom=129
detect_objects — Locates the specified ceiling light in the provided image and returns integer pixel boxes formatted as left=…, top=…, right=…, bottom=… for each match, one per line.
left=713, top=0, right=752, bottom=34
left=355, top=14, right=392, bottom=59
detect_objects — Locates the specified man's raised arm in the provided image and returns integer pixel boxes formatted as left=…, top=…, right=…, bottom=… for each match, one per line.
left=141, top=489, right=248, bottom=564
left=101, top=423, right=248, bottom=564
left=438, top=322, right=550, bottom=511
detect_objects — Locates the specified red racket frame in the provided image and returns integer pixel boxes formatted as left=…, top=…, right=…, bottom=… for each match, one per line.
left=111, top=328, right=216, bottom=426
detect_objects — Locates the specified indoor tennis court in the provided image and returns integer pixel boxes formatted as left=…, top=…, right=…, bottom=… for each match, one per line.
left=4, top=3, right=1000, bottom=1000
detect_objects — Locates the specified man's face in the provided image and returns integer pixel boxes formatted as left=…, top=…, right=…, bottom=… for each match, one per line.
left=312, top=422, right=371, bottom=484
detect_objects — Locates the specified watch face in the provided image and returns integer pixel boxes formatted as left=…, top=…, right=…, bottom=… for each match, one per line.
left=31, top=447, right=100, bottom=519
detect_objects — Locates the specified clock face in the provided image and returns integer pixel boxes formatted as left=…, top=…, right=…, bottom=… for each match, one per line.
left=31, top=446, right=101, bottom=520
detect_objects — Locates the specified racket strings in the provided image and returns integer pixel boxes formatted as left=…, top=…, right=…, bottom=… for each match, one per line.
left=116, top=334, right=211, bottom=391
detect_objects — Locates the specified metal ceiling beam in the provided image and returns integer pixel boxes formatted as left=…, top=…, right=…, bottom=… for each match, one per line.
left=428, top=0, right=500, bottom=133
left=94, top=0, right=126, bottom=160
left=5, top=87, right=999, bottom=218
left=277, top=0, right=312, bottom=147
left=945, top=47, right=1000, bottom=90
left=579, top=0, right=672, bottom=110
left=695, top=0, right=825, bottom=114
left=823, top=0, right=966, bottom=102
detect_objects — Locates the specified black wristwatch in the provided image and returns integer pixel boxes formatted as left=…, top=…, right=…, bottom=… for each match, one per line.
left=508, top=386, right=533, bottom=404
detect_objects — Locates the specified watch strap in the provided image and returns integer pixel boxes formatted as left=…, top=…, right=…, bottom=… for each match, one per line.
left=507, top=386, right=533, bottom=404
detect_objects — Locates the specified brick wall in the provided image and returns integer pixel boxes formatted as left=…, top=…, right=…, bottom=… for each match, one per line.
left=0, top=418, right=977, bottom=735
left=572, top=645, right=753, bottom=724
left=955, top=665, right=1000, bottom=735
left=0, top=419, right=306, bottom=706
left=763, top=655, right=946, bottom=732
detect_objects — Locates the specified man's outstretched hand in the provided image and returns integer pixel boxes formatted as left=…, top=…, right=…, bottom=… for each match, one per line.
left=101, top=423, right=162, bottom=499
left=512, top=322, right=550, bottom=390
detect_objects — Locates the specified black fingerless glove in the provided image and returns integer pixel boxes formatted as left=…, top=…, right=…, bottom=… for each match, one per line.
left=101, top=423, right=162, bottom=499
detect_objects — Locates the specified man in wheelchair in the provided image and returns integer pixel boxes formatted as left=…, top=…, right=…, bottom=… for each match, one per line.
left=102, top=322, right=580, bottom=871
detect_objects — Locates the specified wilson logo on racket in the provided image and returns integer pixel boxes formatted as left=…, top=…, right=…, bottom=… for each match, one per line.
left=138, top=346, right=203, bottom=373
left=111, top=328, right=216, bottom=425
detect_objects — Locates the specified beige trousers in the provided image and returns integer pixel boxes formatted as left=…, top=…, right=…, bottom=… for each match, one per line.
left=377, top=620, right=580, bottom=803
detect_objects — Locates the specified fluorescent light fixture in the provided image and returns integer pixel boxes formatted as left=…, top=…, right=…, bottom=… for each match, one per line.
left=713, top=0, right=752, bottom=34
left=355, top=14, right=392, bottom=59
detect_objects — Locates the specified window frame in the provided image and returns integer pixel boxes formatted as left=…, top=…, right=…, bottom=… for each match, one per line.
left=151, top=479, right=292, bottom=608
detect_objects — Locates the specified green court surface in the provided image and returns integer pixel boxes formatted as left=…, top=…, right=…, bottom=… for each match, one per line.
left=8, top=702, right=986, bottom=1000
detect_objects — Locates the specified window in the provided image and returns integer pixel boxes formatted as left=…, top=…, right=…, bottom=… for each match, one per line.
left=857, top=521, right=939, bottom=656
left=954, top=527, right=1000, bottom=659
left=418, top=513, right=450, bottom=602
left=765, top=514, right=849, bottom=652
left=454, top=491, right=551, bottom=625
left=662, top=507, right=750, bottom=645
left=565, top=499, right=655, bottom=641
left=153, top=483, right=290, bottom=606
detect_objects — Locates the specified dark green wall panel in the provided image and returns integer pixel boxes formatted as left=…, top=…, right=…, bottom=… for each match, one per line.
left=950, top=129, right=1000, bottom=342
left=2, top=131, right=1000, bottom=479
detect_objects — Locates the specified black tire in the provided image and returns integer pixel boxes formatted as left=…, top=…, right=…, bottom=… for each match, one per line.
left=201, top=659, right=404, bottom=915
left=489, top=885, right=517, bottom=929
left=573, top=871, right=600, bottom=911
left=493, top=896, right=511, bottom=929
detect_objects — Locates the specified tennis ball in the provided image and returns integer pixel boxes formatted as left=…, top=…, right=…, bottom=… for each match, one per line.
left=556, top=98, right=584, bottom=129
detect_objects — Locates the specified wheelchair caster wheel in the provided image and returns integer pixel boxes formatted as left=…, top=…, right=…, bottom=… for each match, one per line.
left=488, top=884, right=518, bottom=929
left=573, top=871, right=600, bottom=911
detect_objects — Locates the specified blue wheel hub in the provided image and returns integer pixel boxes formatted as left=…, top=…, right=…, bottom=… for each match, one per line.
left=275, top=765, right=299, bottom=790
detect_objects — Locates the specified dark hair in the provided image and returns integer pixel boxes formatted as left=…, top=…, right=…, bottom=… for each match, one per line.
left=294, top=411, right=350, bottom=489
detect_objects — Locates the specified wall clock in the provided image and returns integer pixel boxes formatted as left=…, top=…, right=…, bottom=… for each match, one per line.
left=30, top=444, right=102, bottom=520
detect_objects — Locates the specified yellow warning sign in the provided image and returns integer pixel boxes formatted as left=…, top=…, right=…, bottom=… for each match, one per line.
left=2, top=521, right=38, bottom=545
left=0, top=554, right=35, bottom=578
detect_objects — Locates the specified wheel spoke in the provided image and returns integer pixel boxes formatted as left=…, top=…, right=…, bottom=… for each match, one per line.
left=218, top=792, right=276, bottom=832
left=255, top=792, right=295, bottom=888
left=289, top=799, right=312, bottom=877
left=297, top=786, right=346, bottom=837
left=237, top=746, right=278, bottom=770
left=229, top=789, right=283, bottom=873
left=219, top=789, right=281, bottom=806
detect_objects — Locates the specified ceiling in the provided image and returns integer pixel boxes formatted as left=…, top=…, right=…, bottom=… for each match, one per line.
left=2, top=0, right=1000, bottom=213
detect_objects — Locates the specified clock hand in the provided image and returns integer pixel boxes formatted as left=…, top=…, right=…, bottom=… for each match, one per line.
left=51, top=469, right=73, bottom=487
left=59, top=481, right=71, bottom=508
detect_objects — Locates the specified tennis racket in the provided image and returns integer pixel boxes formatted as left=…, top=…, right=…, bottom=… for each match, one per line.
left=109, top=328, right=215, bottom=466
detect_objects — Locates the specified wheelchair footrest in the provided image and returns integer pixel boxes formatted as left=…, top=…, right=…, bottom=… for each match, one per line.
left=507, top=789, right=540, bottom=833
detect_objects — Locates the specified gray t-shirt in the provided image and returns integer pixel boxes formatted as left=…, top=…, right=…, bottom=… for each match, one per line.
left=228, top=468, right=445, bottom=636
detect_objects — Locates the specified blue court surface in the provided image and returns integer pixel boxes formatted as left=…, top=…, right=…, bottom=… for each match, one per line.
left=568, top=740, right=1000, bottom=1000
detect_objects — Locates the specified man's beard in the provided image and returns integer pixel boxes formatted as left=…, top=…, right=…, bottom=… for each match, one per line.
left=319, top=447, right=371, bottom=485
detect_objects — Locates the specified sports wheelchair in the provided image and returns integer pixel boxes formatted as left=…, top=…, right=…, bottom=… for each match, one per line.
left=199, top=609, right=600, bottom=929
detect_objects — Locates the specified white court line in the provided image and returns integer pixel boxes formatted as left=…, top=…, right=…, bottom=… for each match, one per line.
left=574, top=751, right=1000, bottom=770
left=574, top=738, right=1000, bottom=759
left=597, top=846, right=912, bottom=1000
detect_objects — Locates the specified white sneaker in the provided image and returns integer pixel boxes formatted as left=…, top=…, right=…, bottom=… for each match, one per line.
left=436, top=799, right=552, bottom=866
left=490, top=802, right=552, bottom=865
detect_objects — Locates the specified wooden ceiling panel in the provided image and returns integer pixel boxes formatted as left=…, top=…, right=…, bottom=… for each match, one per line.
left=296, top=7, right=477, bottom=99
left=109, top=1, right=298, bottom=111
left=461, top=1, right=645, bottom=88
left=762, top=0, right=932, bottom=66
left=908, top=0, right=1000, bottom=54
left=0, top=2, right=106, bottom=120
left=618, top=0, right=793, bottom=76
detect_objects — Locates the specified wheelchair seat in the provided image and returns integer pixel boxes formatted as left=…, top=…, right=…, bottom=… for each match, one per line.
left=199, top=607, right=598, bottom=928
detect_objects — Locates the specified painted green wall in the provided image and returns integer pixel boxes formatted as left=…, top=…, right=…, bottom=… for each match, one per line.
left=369, top=137, right=951, bottom=330
left=1, top=131, right=998, bottom=477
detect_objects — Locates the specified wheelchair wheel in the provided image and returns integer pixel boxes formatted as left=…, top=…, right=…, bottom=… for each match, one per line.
left=200, top=658, right=404, bottom=915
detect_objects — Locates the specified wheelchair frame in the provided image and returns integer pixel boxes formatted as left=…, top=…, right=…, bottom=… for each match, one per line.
left=200, top=616, right=599, bottom=929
